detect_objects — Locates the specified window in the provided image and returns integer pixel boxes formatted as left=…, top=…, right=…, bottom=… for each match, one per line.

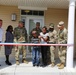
left=21, top=10, right=44, bottom=16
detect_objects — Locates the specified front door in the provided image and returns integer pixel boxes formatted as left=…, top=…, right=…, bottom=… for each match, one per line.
left=21, top=16, right=44, bottom=53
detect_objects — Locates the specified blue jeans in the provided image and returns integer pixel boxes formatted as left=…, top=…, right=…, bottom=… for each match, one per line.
left=32, top=48, right=40, bottom=65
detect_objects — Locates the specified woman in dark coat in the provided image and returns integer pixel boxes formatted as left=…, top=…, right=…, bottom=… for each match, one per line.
left=5, top=25, right=14, bottom=65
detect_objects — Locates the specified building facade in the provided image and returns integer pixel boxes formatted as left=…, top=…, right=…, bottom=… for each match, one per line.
left=0, top=0, right=76, bottom=68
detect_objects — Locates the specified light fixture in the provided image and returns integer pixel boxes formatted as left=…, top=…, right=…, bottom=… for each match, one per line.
left=24, top=10, right=30, bottom=13
left=11, top=13, right=17, bottom=21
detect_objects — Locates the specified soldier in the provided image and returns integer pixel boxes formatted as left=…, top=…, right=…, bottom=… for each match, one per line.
left=30, top=22, right=42, bottom=38
left=30, top=22, right=42, bottom=52
left=57, top=21, right=67, bottom=69
left=13, top=21, right=28, bottom=65
left=48, top=23, right=57, bottom=67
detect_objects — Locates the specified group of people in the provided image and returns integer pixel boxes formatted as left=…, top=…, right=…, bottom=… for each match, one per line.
left=30, top=22, right=67, bottom=69
left=0, top=19, right=67, bottom=69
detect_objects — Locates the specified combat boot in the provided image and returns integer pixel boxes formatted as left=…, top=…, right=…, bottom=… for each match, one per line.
left=58, top=63, right=64, bottom=69
left=51, top=62, right=55, bottom=67
left=22, top=59, right=28, bottom=64
left=16, top=60, right=19, bottom=65
left=57, top=63, right=62, bottom=67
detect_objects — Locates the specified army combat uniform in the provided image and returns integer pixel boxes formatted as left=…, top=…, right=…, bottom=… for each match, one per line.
left=14, top=26, right=27, bottom=64
left=30, top=23, right=42, bottom=52
left=57, top=21, right=67, bottom=69
left=48, top=23, right=57, bottom=67
left=30, top=27, right=42, bottom=38
left=30, top=22, right=42, bottom=39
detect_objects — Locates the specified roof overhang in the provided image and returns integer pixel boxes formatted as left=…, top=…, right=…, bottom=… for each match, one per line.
left=0, top=0, right=71, bottom=9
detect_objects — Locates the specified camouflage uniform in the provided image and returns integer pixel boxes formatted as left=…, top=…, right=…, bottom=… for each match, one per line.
left=58, top=28, right=67, bottom=64
left=48, top=23, right=57, bottom=66
left=30, top=22, right=42, bottom=38
left=57, top=21, right=67, bottom=69
left=30, top=23, right=42, bottom=52
left=14, top=26, right=27, bottom=61
left=30, top=28, right=42, bottom=38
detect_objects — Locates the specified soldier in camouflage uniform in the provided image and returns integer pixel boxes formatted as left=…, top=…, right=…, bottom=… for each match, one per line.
left=13, top=21, right=28, bottom=65
left=30, top=22, right=42, bottom=38
left=48, top=23, right=57, bottom=67
left=57, top=21, right=67, bottom=69
left=30, top=22, right=42, bottom=51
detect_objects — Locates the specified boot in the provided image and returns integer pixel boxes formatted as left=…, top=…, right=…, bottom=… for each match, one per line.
left=16, top=60, right=20, bottom=65
left=22, top=59, right=28, bottom=64
left=51, top=62, right=55, bottom=67
left=5, top=55, right=12, bottom=65
left=57, top=63, right=62, bottom=67
left=58, top=63, right=64, bottom=69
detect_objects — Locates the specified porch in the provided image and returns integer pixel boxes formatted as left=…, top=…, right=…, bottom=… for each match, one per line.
left=0, top=0, right=76, bottom=74
left=0, top=56, right=76, bottom=75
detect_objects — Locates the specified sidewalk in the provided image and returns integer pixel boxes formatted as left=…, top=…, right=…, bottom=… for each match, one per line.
left=0, top=56, right=76, bottom=75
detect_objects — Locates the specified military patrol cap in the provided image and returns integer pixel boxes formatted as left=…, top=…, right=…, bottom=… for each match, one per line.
left=57, top=21, right=64, bottom=27
left=36, top=22, right=40, bottom=26
left=49, top=23, right=54, bottom=28
left=19, top=21, right=23, bottom=23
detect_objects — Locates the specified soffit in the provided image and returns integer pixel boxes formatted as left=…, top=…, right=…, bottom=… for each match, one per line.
left=0, top=0, right=69, bottom=9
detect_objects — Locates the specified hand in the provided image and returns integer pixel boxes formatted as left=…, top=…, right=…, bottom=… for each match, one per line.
left=38, top=36, right=40, bottom=38
left=38, top=36, right=42, bottom=39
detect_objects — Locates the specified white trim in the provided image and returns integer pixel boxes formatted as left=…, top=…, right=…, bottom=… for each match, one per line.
left=21, top=15, right=44, bottom=33
left=18, top=6, right=47, bottom=11
left=21, top=15, right=44, bottom=51
left=66, top=0, right=75, bottom=68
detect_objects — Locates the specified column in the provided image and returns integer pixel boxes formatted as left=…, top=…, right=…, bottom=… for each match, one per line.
left=66, top=0, right=75, bottom=68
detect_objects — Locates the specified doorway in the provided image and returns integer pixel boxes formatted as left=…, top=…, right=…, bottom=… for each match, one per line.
left=21, top=16, right=44, bottom=53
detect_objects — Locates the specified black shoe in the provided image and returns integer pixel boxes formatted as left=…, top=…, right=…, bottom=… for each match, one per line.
left=37, top=64, right=40, bottom=67
left=0, top=64, right=1, bottom=66
left=5, top=61, right=12, bottom=65
left=33, top=64, right=35, bottom=67
left=41, top=64, right=47, bottom=67
left=39, top=63, right=42, bottom=67
left=8, top=62, right=12, bottom=65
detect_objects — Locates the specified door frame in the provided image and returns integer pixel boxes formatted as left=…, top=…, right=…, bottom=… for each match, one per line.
left=21, top=15, right=44, bottom=40
left=21, top=15, right=44, bottom=33
left=21, top=15, right=44, bottom=51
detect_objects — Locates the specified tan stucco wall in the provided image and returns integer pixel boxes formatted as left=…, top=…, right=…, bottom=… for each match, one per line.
left=45, top=8, right=68, bottom=29
left=45, top=8, right=68, bottom=58
left=0, top=5, right=20, bottom=58
left=0, top=5, right=76, bottom=59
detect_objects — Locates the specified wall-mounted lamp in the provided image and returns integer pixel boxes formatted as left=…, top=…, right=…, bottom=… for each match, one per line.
left=11, top=13, right=17, bottom=21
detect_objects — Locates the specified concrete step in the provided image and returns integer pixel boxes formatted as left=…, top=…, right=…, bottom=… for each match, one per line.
left=0, top=62, right=76, bottom=75
left=0, top=56, right=76, bottom=75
